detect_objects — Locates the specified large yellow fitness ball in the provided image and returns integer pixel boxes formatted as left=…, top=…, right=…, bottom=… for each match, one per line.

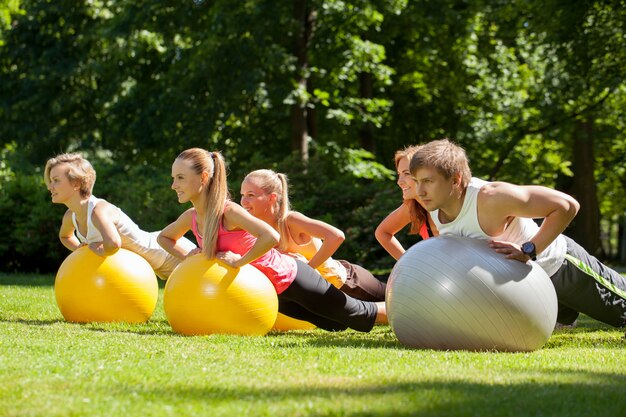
left=164, top=255, right=279, bottom=336
left=55, top=247, right=158, bottom=323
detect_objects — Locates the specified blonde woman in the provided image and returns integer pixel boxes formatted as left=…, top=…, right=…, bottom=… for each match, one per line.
left=240, top=169, right=386, bottom=301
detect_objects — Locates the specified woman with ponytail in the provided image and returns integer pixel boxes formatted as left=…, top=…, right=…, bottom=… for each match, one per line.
left=375, top=145, right=438, bottom=260
left=158, top=148, right=387, bottom=332
left=240, top=169, right=386, bottom=301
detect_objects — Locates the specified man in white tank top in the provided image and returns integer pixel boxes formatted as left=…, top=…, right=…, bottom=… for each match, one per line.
left=407, top=139, right=626, bottom=330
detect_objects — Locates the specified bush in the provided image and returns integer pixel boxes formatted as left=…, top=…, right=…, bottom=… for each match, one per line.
left=0, top=171, right=68, bottom=272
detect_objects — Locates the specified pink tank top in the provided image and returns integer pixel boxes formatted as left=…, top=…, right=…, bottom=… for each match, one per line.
left=217, top=221, right=296, bottom=294
left=192, top=211, right=296, bottom=294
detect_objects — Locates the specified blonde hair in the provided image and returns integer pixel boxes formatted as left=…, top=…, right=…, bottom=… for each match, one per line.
left=44, top=153, right=96, bottom=198
left=394, top=146, right=427, bottom=235
left=409, top=138, right=472, bottom=188
left=175, top=148, right=229, bottom=259
left=243, top=169, right=291, bottom=251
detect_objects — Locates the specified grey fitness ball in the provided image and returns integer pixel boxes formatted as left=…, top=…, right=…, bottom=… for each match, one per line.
left=386, top=235, right=558, bottom=352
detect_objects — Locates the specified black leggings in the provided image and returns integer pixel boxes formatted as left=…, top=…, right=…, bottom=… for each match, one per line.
left=278, top=260, right=378, bottom=332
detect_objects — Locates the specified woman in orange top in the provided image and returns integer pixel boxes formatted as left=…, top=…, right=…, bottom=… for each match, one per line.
left=375, top=145, right=438, bottom=260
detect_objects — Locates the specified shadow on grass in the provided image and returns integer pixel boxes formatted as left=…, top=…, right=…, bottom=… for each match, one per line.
left=0, top=315, right=174, bottom=336
left=1, top=317, right=64, bottom=326
left=112, top=370, right=626, bottom=416
left=4, top=309, right=623, bottom=351
left=268, top=328, right=405, bottom=350
left=267, top=317, right=625, bottom=351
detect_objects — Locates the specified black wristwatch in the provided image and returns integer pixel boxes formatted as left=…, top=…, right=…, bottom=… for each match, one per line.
left=521, top=241, right=537, bottom=260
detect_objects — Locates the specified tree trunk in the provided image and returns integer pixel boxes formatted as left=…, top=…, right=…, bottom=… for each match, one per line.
left=617, top=216, right=626, bottom=265
left=291, top=0, right=315, bottom=164
left=565, top=119, right=604, bottom=258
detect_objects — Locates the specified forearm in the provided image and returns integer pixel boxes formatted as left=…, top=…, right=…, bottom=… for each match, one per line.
left=307, top=238, right=342, bottom=269
left=157, top=234, right=188, bottom=260
left=232, top=236, right=276, bottom=268
left=60, top=236, right=82, bottom=251
left=532, top=210, right=576, bottom=255
left=376, top=232, right=405, bottom=261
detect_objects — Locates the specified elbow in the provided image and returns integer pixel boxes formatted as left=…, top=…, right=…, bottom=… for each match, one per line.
left=156, top=233, right=168, bottom=248
left=374, top=226, right=386, bottom=244
left=565, top=196, right=580, bottom=220
left=570, top=199, right=580, bottom=216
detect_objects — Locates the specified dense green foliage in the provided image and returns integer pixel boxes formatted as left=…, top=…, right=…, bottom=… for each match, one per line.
left=1, top=1, right=625, bottom=272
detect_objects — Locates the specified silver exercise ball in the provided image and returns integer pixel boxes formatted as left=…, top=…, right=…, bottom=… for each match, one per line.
left=386, top=235, right=558, bottom=352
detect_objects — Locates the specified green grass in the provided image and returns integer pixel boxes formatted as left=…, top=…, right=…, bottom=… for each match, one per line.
left=1, top=272, right=625, bottom=417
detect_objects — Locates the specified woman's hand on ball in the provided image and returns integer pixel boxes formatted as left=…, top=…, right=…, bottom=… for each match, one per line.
left=216, top=251, right=242, bottom=268
left=88, top=242, right=106, bottom=257
left=185, top=247, right=202, bottom=258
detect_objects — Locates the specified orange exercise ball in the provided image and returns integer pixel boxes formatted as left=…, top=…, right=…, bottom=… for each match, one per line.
left=272, top=313, right=316, bottom=331
left=164, top=255, right=278, bottom=336
left=55, top=247, right=158, bottom=323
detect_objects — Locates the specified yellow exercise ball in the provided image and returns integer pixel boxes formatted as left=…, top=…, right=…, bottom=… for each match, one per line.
left=55, top=246, right=158, bottom=323
left=272, top=313, right=316, bottom=331
left=164, top=255, right=278, bottom=336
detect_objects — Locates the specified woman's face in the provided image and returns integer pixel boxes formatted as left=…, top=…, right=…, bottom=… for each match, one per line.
left=170, top=158, right=205, bottom=204
left=396, top=156, right=418, bottom=200
left=47, top=164, right=78, bottom=204
left=240, top=178, right=274, bottom=221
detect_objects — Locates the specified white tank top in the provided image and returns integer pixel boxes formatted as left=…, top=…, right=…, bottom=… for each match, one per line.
left=72, top=195, right=169, bottom=270
left=431, top=177, right=566, bottom=276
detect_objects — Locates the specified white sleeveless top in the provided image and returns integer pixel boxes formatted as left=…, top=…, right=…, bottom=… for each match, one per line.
left=431, top=177, right=566, bottom=276
left=72, top=195, right=170, bottom=273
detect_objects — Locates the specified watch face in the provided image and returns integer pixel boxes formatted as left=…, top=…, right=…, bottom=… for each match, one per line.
left=522, top=242, right=535, bottom=255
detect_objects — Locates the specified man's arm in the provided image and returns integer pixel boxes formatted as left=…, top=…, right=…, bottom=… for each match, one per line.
left=480, top=182, right=579, bottom=260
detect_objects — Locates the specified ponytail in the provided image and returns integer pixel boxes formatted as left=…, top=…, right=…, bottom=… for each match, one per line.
left=275, top=173, right=291, bottom=251
left=202, top=152, right=229, bottom=259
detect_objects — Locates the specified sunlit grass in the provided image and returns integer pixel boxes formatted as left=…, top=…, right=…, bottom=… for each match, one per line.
left=1, top=272, right=625, bottom=417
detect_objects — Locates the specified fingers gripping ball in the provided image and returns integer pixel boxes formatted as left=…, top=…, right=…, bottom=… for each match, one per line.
left=55, top=247, right=158, bottom=323
left=386, top=236, right=558, bottom=352
left=164, top=255, right=279, bottom=336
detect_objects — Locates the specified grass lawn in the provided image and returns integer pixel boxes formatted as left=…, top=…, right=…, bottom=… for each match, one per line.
left=1, top=272, right=625, bottom=417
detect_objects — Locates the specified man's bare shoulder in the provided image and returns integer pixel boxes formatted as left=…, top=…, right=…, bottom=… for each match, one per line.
left=478, top=181, right=517, bottom=196
left=477, top=181, right=527, bottom=210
